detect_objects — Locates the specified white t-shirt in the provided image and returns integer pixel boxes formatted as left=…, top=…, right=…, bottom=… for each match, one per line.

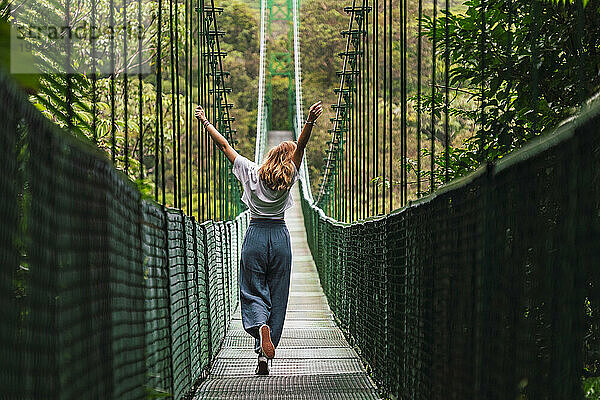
left=232, top=155, right=299, bottom=219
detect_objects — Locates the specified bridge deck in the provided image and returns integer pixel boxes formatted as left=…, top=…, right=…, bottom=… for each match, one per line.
left=194, top=131, right=379, bottom=399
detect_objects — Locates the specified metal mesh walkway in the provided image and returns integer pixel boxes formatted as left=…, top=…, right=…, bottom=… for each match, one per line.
left=194, top=131, right=379, bottom=399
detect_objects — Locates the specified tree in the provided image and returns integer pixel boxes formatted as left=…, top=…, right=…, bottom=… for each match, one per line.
left=422, top=0, right=600, bottom=181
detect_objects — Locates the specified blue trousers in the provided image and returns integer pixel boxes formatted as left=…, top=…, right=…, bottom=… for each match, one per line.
left=239, top=219, right=292, bottom=354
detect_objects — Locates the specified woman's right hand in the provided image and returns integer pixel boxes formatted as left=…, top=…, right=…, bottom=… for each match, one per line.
left=195, top=105, right=207, bottom=123
left=307, top=101, right=323, bottom=123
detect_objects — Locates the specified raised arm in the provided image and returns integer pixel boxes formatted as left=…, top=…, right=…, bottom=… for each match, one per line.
left=292, top=101, right=323, bottom=169
left=194, top=105, right=239, bottom=164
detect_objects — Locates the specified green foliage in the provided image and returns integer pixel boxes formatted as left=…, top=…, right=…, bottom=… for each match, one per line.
left=298, top=0, right=435, bottom=197
left=219, top=0, right=259, bottom=160
left=299, top=0, right=347, bottom=192
left=145, top=386, right=171, bottom=399
left=8, top=0, right=257, bottom=217
left=135, top=177, right=156, bottom=200
left=421, top=0, right=600, bottom=184
left=586, top=296, right=600, bottom=379
left=220, top=2, right=260, bottom=55
left=545, top=0, right=591, bottom=6
left=270, top=75, right=291, bottom=130
left=585, top=376, right=600, bottom=400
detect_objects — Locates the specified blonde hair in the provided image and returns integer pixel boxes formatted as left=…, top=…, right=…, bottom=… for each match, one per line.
left=258, top=141, right=297, bottom=191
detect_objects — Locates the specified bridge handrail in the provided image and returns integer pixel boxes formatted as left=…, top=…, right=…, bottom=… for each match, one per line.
left=0, top=67, right=248, bottom=399
left=297, top=91, right=600, bottom=397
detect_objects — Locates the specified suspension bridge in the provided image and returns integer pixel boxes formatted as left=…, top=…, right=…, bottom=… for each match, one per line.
left=1, top=0, right=598, bottom=398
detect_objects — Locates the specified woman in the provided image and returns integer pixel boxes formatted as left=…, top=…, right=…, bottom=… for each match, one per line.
left=194, top=101, right=323, bottom=375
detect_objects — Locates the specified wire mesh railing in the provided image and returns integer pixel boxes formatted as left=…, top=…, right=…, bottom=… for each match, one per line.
left=299, top=91, right=600, bottom=398
left=0, top=68, right=248, bottom=399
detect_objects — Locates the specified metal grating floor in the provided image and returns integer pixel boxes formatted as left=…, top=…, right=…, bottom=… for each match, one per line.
left=216, top=348, right=359, bottom=359
left=193, top=131, right=379, bottom=399
left=226, top=328, right=345, bottom=340
left=209, top=358, right=367, bottom=377
left=196, top=374, right=379, bottom=399
left=222, top=336, right=350, bottom=349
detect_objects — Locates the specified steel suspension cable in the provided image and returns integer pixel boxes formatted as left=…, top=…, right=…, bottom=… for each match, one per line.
left=416, top=0, right=422, bottom=197
left=91, top=0, right=97, bottom=144
left=255, top=0, right=268, bottom=164
left=390, top=0, right=394, bottom=211
left=382, top=0, right=386, bottom=214
left=374, top=0, right=379, bottom=214
left=198, top=0, right=205, bottom=221
left=66, top=0, right=72, bottom=131
left=291, top=0, right=313, bottom=202
left=184, top=0, right=190, bottom=215
left=123, top=0, right=129, bottom=176
left=154, top=0, right=162, bottom=203
left=430, top=0, right=437, bottom=193
left=175, top=0, right=182, bottom=211
left=110, top=0, right=116, bottom=165
left=169, top=0, right=178, bottom=208
left=361, top=0, right=366, bottom=219
left=402, top=0, right=407, bottom=202
left=444, top=0, right=450, bottom=183
left=137, top=0, right=143, bottom=182
left=400, top=0, right=404, bottom=204
left=365, top=0, right=370, bottom=217
left=480, top=0, right=486, bottom=158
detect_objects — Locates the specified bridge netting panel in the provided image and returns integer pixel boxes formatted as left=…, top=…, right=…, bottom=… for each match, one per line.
left=0, top=70, right=248, bottom=399
left=298, top=96, right=600, bottom=398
